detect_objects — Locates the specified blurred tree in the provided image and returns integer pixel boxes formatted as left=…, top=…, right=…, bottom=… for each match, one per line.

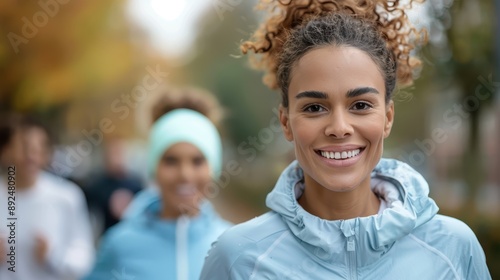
left=494, top=0, right=500, bottom=194
left=411, top=2, right=498, bottom=275
left=392, top=0, right=495, bottom=201
left=445, top=0, right=494, bottom=201
left=182, top=0, right=279, bottom=144
left=0, top=0, right=171, bottom=138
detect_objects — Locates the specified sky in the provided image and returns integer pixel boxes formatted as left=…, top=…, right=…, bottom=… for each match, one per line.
left=127, top=0, right=213, bottom=58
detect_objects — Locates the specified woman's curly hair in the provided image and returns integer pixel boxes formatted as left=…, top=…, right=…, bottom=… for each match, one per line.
left=150, top=87, right=224, bottom=127
left=241, top=0, right=426, bottom=106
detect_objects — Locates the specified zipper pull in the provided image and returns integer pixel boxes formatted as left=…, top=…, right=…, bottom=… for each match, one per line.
left=347, top=237, right=355, bottom=252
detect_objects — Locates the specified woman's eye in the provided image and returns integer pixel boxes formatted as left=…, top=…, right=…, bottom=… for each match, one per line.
left=193, top=157, right=206, bottom=167
left=162, top=157, right=178, bottom=165
left=351, top=102, right=372, bottom=110
left=304, top=104, right=324, bottom=112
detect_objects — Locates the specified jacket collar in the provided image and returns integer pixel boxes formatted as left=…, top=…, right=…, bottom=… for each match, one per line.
left=266, top=158, right=439, bottom=265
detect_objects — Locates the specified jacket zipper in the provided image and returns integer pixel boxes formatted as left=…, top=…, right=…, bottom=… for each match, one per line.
left=347, top=236, right=358, bottom=280
left=176, top=215, right=190, bottom=280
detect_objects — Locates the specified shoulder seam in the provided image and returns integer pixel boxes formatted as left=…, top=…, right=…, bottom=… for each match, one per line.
left=223, top=212, right=288, bottom=277
left=232, top=212, right=285, bottom=243
left=408, top=234, right=461, bottom=280
left=224, top=234, right=257, bottom=278
left=249, top=231, right=291, bottom=279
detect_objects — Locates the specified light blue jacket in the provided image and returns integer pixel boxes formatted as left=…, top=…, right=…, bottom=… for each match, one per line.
left=200, top=159, right=491, bottom=280
left=83, top=189, right=231, bottom=280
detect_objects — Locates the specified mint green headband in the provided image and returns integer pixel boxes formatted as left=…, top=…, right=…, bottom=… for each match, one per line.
left=148, top=109, right=222, bottom=178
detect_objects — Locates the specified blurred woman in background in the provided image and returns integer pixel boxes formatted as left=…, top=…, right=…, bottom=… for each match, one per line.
left=84, top=87, right=232, bottom=280
left=200, top=0, right=491, bottom=279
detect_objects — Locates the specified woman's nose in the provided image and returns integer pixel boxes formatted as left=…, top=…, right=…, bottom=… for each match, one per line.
left=324, top=109, right=353, bottom=139
left=179, top=162, right=195, bottom=180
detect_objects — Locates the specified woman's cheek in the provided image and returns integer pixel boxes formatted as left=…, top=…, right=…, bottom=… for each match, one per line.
left=198, top=174, right=212, bottom=194
left=157, top=165, right=175, bottom=189
left=196, top=166, right=212, bottom=199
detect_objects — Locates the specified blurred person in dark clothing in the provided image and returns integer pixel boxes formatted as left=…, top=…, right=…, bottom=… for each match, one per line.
left=85, top=137, right=144, bottom=236
left=0, top=113, right=94, bottom=280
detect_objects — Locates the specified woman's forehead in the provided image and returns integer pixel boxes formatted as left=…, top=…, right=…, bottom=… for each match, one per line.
left=288, top=46, right=385, bottom=98
left=163, top=142, right=204, bottom=157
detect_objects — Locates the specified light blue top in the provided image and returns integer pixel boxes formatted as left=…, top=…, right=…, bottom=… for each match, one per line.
left=83, top=188, right=232, bottom=280
left=200, top=158, right=491, bottom=280
left=148, top=108, right=222, bottom=177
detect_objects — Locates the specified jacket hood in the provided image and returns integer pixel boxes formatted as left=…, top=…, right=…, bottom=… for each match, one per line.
left=123, top=187, right=164, bottom=219
left=266, top=158, right=439, bottom=265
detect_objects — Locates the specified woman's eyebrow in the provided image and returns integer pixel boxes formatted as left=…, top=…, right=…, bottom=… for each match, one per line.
left=346, top=87, right=379, bottom=98
left=163, top=155, right=176, bottom=159
left=295, top=90, right=328, bottom=99
left=295, top=87, right=379, bottom=100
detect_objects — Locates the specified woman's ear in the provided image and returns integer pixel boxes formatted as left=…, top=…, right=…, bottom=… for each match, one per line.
left=384, top=100, right=394, bottom=138
left=279, top=104, right=293, bottom=141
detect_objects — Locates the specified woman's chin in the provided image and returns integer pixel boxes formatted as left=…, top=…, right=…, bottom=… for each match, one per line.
left=311, top=172, right=365, bottom=193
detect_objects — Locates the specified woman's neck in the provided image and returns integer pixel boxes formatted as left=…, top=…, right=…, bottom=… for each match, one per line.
left=298, top=175, right=380, bottom=221
left=159, top=204, right=200, bottom=220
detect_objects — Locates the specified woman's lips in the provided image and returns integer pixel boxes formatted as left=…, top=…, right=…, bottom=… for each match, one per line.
left=176, top=184, right=198, bottom=197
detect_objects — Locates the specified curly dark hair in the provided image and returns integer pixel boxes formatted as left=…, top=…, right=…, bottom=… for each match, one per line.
left=150, top=87, right=224, bottom=127
left=241, top=0, right=426, bottom=107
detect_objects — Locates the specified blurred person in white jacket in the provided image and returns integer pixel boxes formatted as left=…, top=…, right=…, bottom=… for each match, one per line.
left=0, top=113, right=94, bottom=280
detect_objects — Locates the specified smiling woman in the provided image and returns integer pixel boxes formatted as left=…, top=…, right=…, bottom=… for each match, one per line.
left=200, top=0, right=491, bottom=279
left=83, top=87, right=231, bottom=280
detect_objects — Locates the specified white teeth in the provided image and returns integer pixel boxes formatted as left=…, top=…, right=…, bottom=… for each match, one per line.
left=319, top=149, right=361, bottom=160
